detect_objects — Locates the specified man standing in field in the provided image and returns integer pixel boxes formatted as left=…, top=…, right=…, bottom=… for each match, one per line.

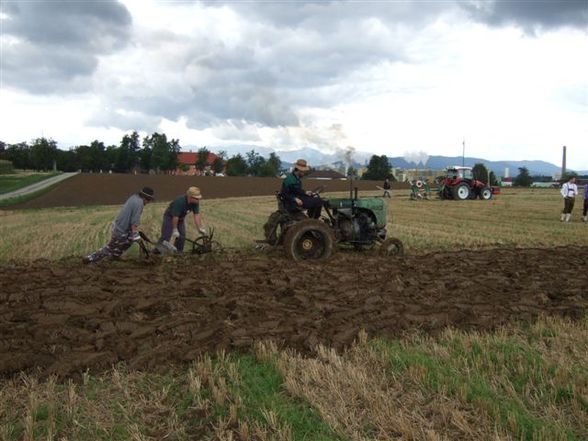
left=158, top=186, right=207, bottom=252
left=281, top=158, right=324, bottom=219
left=382, top=177, right=391, bottom=198
left=83, top=187, right=155, bottom=263
left=560, top=176, right=578, bottom=222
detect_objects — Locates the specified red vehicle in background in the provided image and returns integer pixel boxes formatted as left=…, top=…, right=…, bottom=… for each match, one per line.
left=437, top=166, right=500, bottom=200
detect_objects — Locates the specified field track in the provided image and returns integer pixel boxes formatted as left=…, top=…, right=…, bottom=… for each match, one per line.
left=4, top=173, right=408, bottom=209
left=1, top=246, right=586, bottom=378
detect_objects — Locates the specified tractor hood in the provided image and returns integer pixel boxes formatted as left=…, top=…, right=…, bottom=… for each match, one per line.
left=326, top=197, right=387, bottom=227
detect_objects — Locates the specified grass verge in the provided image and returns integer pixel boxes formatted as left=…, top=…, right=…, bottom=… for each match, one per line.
left=0, top=172, right=59, bottom=195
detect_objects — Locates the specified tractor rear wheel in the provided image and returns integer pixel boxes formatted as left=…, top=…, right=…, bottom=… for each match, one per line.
left=452, top=183, right=470, bottom=200
left=283, top=219, right=334, bottom=261
left=479, top=187, right=493, bottom=200
left=379, top=238, right=404, bottom=257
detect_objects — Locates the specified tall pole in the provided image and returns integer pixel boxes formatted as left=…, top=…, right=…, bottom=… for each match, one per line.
left=562, top=145, right=567, bottom=177
left=462, top=138, right=465, bottom=167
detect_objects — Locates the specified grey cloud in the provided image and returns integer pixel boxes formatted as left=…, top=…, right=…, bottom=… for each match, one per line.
left=98, top=2, right=415, bottom=130
left=460, top=0, right=588, bottom=31
left=199, top=0, right=448, bottom=30
left=2, top=0, right=132, bottom=93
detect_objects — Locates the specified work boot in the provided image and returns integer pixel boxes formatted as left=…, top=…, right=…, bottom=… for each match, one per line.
left=583, top=216, right=587, bottom=222
left=565, top=213, right=571, bottom=222
left=560, top=213, right=565, bottom=222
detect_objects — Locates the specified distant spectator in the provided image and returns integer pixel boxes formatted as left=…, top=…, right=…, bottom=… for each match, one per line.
left=83, top=187, right=155, bottom=263
left=382, top=177, right=391, bottom=198
left=583, top=182, right=588, bottom=222
left=560, top=176, right=578, bottom=222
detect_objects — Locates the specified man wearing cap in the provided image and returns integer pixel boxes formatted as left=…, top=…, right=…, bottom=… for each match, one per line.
left=158, top=186, right=207, bottom=252
left=83, top=187, right=155, bottom=263
left=281, top=159, right=324, bottom=219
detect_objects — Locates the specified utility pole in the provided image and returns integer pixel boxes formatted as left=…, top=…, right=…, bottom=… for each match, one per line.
left=462, top=138, right=465, bottom=167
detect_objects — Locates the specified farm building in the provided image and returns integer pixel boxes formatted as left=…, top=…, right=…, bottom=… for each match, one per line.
left=175, top=152, right=220, bottom=176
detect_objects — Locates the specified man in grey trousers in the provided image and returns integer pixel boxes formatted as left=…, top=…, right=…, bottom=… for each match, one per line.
left=83, top=187, right=155, bottom=263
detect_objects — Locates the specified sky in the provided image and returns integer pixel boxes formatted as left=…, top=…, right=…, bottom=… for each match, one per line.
left=1, top=0, right=587, bottom=170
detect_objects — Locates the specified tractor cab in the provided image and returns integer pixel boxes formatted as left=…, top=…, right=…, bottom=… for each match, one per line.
left=447, top=166, right=473, bottom=182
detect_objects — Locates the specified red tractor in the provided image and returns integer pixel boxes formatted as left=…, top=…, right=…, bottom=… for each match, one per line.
left=437, top=166, right=500, bottom=200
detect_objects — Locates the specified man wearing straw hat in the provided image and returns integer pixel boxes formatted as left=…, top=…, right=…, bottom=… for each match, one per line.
left=82, top=187, right=155, bottom=263
left=281, top=159, right=324, bottom=219
left=158, top=186, right=207, bottom=252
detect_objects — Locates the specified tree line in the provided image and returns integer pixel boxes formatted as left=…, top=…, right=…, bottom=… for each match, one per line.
left=0, top=133, right=283, bottom=177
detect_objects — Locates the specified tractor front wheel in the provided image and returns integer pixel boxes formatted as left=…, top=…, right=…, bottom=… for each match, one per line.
left=379, top=238, right=404, bottom=257
left=479, top=187, right=493, bottom=200
left=283, top=219, right=334, bottom=261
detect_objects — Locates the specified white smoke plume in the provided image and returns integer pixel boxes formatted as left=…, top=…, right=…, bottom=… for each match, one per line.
left=403, top=150, right=429, bottom=166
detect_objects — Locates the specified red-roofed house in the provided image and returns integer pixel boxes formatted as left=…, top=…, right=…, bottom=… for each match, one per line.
left=176, top=152, right=220, bottom=175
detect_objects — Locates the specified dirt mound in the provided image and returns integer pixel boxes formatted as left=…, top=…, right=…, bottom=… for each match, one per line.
left=5, top=174, right=408, bottom=209
left=1, top=246, right=586, bottom=378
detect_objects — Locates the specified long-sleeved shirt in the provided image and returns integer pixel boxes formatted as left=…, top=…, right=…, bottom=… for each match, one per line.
left=113, top=193, right=144, bottom=235
left=560, top=182, right=578, bottom=198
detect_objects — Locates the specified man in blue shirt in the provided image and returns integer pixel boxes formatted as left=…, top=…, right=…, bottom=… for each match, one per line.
left=158, top=186, right=206, bottom=252
left=281, top=159, right=324, bottom=218
left=83, top=187, right=155, bottom=263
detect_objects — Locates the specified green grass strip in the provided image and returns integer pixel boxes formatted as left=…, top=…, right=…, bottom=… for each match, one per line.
left=227, top=353, right=343, bottom=441
left=371, top=336, right=582, bottom=441
left=0, top=172, right=59, bottom=194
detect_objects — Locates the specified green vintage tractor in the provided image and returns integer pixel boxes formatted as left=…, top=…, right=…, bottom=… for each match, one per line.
left=262, top=185, right=404, bottom=261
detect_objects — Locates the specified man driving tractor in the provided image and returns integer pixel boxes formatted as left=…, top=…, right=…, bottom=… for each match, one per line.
left=281, top=159, right=324, bottom=219
left=158, top=186, right=207, bottom=252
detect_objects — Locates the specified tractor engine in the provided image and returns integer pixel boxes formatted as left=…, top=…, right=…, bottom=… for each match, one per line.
left=336, top=211, right=378, bottom=243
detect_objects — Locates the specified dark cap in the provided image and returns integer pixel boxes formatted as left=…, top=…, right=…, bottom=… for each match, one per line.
left=139, top=187, right=155, bottom=200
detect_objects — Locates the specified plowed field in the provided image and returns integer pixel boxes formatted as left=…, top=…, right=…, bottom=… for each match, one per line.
left=1, top=246, right=586, bottom=378
left=5, top=173, right=408, bottom=209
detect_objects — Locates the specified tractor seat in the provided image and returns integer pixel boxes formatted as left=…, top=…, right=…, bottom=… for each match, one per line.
left=275, top=191, right=301, bottom=213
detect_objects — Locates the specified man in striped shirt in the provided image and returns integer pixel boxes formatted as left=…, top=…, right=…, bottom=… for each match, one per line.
left=560, top=176, right=578, bottom=222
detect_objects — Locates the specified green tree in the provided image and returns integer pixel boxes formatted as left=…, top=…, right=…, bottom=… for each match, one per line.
left=513, top=167, right=533, bottom=187
left=30, top=137, right=58, bottom=171
left=212, top=150, right=226, bottom=175
left=75, top=140, right=107, bottom=172
left=472, top=163, right=497, bottom=186
left=225, top=154, right=248, bottom=176
left=115, top=131, right=141, bottom=173
left=195, top=147, right=210, bottom=173
left=561, top=171, right=578, bottom=182
left=246, top=150, right=266, bottom=176
left=56, top=149, right=79, bottom=172
left=258, top=152, right=281, bottom=177
left=2, top=142, right=31, bottom=169
left=144, top=133, right=167, bottom=173
left=362, top=155, right=391, bottom=180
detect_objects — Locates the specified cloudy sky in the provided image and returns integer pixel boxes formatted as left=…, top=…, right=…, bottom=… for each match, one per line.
left=1, top=0, right=587, bottom=169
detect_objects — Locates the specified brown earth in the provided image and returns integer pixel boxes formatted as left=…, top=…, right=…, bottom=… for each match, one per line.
left=5, top=173, right=409, bottom=209
left=1, top=246, right=586, bottom=378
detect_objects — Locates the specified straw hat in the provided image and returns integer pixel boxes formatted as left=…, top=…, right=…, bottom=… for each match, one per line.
left=294, top=159, right=310, bottom=172
left=186, top=186, right=202, bottom=199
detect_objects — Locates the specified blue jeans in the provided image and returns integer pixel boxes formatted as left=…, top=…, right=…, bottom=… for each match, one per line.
left=160, top=215, right=187, bottom=251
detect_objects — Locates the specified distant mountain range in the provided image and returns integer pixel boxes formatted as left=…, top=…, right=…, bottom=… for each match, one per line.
left=189, top=145, right=585, bottom=177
